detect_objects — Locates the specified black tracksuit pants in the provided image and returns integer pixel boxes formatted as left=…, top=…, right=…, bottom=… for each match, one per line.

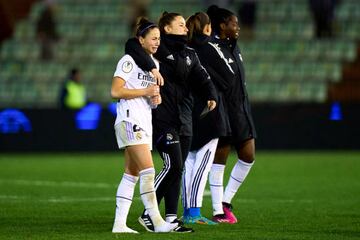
left=154, top=129, right=191, bottom=217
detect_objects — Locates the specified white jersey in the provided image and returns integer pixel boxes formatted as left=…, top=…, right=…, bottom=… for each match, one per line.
left=113, top=54, right=159, bottom=137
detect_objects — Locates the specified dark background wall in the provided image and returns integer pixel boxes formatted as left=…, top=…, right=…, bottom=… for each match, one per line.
left=0, top=0, right=38, bottom=42
left=1, top=103, right=359, bottom=152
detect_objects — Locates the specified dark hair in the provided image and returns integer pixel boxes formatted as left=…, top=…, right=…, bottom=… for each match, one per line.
left=135, top=17, right=158, bottom=38
left=70, top=68, right=79, bottom=77
left=186, top=12, right=210, bottom=41
left=207, top=5, right=234, bottom=35
left=158, top=11, right=181, bottom=34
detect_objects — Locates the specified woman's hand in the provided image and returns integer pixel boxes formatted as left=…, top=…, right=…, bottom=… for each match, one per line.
left=144, top=85, right=160, bottom=97
left=150, top=68, right=164, bottom=86
left=151, top=94, right=162, bottom=105
left=207, top=100, right=216, bottom=111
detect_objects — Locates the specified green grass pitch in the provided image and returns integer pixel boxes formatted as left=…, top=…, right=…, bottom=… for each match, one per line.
left=0, top=151, right=359, bottom=240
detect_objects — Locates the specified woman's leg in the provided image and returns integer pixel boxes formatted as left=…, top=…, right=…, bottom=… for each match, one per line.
left=183, top=138, right=219, bottom=225
left=221, top=138, right=255, bottom=223
left=112, top=150, right=139, bottom=233
left=152, top=132, right=183, bottom=218
left=223, top=138, right=255, bottom=204
left=162, top=135, right=191, bottom=222
left=210, top=139, right=231, bottom=217
left=191, top=139, right=218, bottom=208
left=182, top=151, right=196, bottom=213
left=126, top=144, right=177, bottom=232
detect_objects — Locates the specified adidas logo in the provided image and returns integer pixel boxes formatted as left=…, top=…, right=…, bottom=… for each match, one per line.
left=166, top=54, right=175, bottom=60
left=144, top=219, right=152, bottom=225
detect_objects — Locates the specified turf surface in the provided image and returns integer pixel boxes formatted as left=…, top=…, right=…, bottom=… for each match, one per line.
left=0, top=151, right=359, bottom=239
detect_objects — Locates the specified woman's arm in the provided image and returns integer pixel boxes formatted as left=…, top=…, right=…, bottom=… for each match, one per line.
left=190, top=52, right=218, bottom=103
left=111, top=77, right=160, bottom=99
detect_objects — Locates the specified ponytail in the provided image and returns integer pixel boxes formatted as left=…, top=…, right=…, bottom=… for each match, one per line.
left=186, top=12, right=210, bottom=42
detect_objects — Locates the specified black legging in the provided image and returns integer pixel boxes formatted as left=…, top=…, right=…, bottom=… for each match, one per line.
left=154, top=129, right=191, bottom=216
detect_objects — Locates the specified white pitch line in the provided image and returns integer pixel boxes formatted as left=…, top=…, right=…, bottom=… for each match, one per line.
left=0, top=195, right=114, bottom=203
left=0, top=179, right=116, bottom=189
left=45, top=197, right=114, bottom=203
left=0, top=194, right=313, bottom=204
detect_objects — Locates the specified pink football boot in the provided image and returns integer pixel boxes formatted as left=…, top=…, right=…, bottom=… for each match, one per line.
left=221, top=202, right=237, bottom=224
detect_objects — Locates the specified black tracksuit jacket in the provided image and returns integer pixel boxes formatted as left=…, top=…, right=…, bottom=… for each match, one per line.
left=210, top=35, right=257, bottom=145
left=187, top=34, right=232, bottom=150
left=125, top=34, right=218, bottom=138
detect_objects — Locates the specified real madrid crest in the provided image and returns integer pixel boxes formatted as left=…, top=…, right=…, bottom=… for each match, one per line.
left=186, top=56, right=192, bottom=66
left=166, top=133, right=173, bottom=141
left=136, top=132, right=142, bottom=140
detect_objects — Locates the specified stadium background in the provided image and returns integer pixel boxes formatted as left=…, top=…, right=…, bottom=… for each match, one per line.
left=0, top=1, right=359, bottom=239
left=0, top=0, right=359, bottom=151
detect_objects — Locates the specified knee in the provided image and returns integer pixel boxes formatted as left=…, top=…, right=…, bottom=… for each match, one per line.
left=237, top=139, right=255, bottom=163
left=237, top=148, right=255, bottom=163
left=214, top=144, right=231, bottom=164
left=240, top=153, right=255, bottom=163
left=169, top=163, right=183, bottom=178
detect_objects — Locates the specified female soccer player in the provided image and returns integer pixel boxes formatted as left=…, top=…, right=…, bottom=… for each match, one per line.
left=206, top=5, right=257, bottom=224
left=181, top=11, right=232, bottom=225
left=111, top=18, right=178, bottom=233
left=124, top=12, right=218, bottom=232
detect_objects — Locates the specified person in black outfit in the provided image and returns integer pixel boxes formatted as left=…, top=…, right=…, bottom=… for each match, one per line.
left=125, top=12, right=218, bottom=232
left=206, top=5, right=257, bottom=223
left=36, top=1, right=60, bottom=60
left=181, top=11, right=232, bottom=225
left=309, top=0, right=337, bottom=38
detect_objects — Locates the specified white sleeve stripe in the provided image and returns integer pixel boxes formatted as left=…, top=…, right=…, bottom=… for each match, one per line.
left=208, top=42, right=235, bottom=74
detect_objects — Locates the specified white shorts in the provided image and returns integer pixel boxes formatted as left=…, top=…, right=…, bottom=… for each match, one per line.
left=115, top=121, right=152, bottom=150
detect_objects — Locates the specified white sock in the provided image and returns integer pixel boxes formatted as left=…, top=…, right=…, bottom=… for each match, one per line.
left=113, top=173, right=138, bottom=227
left=209, top=163, right=225, bottom=216
left=139, top=168, right=176, bottom=232
left=223, top=159, right=254, bottom=204
left=165, top=214, right=177, bottom=223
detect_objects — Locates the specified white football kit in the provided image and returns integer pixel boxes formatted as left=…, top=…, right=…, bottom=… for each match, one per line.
left=113, top=54, right=159, bottom=150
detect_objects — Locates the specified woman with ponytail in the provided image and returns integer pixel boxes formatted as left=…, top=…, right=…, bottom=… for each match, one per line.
left=124, top=12, right=218, bottom=232
left=181, top=11, right=233, bottom=225
left=110, top=18, right=178, bottom=234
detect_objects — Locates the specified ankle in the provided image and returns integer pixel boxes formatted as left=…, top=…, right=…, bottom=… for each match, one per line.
left=189, top=207, right=200, bottom=217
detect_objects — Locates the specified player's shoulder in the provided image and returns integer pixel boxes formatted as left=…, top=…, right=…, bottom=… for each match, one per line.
left=118, top=54, right=136, bottom=65
left=185, top=46, right=195, bottom=52
left=117, top=54, right=137, bottom=73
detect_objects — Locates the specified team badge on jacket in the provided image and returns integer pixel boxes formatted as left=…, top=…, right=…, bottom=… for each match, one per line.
left=122, top=61, right=133, bottom=73
left=166, top=133, right=173, bottom=141
left=166, top=54, right=175, bottom=60
left=186, top=56, right=192, bottom=66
